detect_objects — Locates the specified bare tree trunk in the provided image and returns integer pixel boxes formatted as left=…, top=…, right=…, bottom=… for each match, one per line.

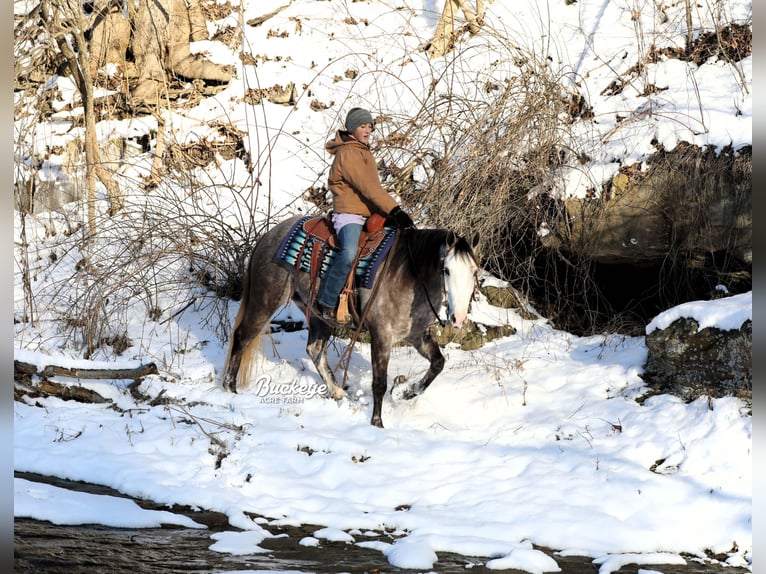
left=131, top=0, right=234, bottom=108
left=428, top=0, right=491, bottom=59
left=683, top=0, right=694, bottom=55
left=88, top=0, right=131, bottom=80
left=187, top=0, right=209, bottom=42
left=147, top=112, right=167, bottom=188
left=17, top=200, right=36, bottom=325
left=166, top=0, right=234, bottom=82
left=42, top=0, right=124, bottom=232
left=131, top=0, right=169, bottom=108
left=428, top=0, right=458, bottom=59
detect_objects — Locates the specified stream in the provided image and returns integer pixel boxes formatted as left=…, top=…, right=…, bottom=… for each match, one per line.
left=14, top=473, right=748, bottom=574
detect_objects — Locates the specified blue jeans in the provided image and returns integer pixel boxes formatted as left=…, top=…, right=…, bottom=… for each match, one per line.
left=316, top=222, right=363, bottom=308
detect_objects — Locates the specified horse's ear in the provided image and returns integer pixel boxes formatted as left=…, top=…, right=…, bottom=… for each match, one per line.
left=470, top=232, right=480, bottom=250
left=446, top=230, right=457, bottom=248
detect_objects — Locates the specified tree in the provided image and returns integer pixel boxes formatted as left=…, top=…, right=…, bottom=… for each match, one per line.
left=89, top=0, right=235, bottom=108
left=40, top=0, right=124, bottom=233
left=428, top=0, right=492, bottom=59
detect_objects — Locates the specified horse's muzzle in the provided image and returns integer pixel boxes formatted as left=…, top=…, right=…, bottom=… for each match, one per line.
left=450, top=312, right=467, bottom=329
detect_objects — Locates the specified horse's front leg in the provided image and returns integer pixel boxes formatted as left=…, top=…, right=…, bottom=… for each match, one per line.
left=306, top=318, right=346, bottom=400
left=398, top=331, right=445, bottom=400
left=369, top=332, right=393, bottom=428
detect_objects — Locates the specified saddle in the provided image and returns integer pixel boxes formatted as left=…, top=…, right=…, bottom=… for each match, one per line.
left=302, top=213, right=387, bottom=249
left=302, top=213, right=391, bottom=323
left=301, top=216, right=338, bottom=249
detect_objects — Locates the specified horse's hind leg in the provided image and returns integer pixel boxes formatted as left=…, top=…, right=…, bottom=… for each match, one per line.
left=399, top=331, right=445, bottom=400
left=306, top=318, right=346, bottom=400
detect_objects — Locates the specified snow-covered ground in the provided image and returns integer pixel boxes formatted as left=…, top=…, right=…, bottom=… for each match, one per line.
left=14, top=291, right=752, bottom=572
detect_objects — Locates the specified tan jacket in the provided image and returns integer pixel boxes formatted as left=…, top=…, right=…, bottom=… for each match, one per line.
left=325, top=131, right=398, bottom=216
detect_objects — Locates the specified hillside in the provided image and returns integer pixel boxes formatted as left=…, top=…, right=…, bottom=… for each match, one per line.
left=14, top=0, right=752, bottom=334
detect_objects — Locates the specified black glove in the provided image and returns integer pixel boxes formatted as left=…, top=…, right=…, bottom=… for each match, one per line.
left=389, top=206, right=415, bottom=229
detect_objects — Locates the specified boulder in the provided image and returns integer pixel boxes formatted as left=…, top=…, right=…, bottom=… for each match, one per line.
left=641, top=316, right=751, bottom=403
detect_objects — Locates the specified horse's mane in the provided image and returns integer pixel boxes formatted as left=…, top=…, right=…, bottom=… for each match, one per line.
left=391, top=228, right=474, bottom=281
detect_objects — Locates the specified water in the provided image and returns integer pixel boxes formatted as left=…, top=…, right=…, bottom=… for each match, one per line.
left=14, top=473, right=747, bottom=574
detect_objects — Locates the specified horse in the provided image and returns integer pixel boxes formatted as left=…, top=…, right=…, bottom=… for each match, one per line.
left=222, top=214, right=480, bottom=428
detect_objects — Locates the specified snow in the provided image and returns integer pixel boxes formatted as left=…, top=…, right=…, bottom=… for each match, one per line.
left=12, top=313, right=753, bottom=572
left=486, top=543, right=562, bottom=573
left=385, top=536, right=439, bottom=569
left=646, top=291, right=752, bottom=334
left=594, top=553, right=688, bottom=574
left=209, top=528, right=274, bottom=555
left=13, top=0, right=751, bottom=573
left=14, top=478, right=206, bottom=529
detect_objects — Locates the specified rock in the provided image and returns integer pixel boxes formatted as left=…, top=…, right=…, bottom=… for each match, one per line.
left=431, top=321, right=516, bottom=351
left=429, top=283, right=524, bottom=350
left=641, top=316, right=751, bottom=403
left=482, top=285, right=538, bottom=320
left=541, top=144, right=751, bottom=266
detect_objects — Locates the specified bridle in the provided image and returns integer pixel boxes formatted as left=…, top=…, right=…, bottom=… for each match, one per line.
left=408, top=234, right=479, bottom=328
left=430, top=242, right=449, bottom=327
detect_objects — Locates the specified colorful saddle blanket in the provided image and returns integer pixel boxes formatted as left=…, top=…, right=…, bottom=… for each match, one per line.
left=273, top=215, right=398, bottom=289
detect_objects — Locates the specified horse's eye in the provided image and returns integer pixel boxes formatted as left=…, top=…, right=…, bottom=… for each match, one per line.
left=444, top=268, right=450, bottom=276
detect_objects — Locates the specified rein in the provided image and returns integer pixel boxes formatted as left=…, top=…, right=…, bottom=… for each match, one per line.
left=406, top=232, right=447, bottom=328
left=335, top=230, right=402, bottom=387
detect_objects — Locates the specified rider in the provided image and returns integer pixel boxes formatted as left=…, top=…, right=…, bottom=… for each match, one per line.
left=315, top=107, right=415, bottom=321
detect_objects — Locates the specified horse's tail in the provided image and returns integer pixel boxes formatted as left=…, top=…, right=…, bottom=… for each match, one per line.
left=223, top=217, right=301, bottom=390
left=222, top=264, right=263, bottom=391
left=236, top=330, right=263, bottom=392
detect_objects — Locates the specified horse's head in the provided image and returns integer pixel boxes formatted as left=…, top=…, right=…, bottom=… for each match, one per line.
left=442, top=231, right=480, bottom=328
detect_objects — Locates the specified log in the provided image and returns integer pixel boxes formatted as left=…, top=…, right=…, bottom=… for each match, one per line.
left=14, top=360, right=37, bottom=377
left=246, top=1, right=294, bottom=27
left=35, top=379, right=111, bottom=404
left=40, top=363, right=159, bottom=379
left=15, top=360, right=159, bottom=404
left=14, top=359, right=158, bottom=380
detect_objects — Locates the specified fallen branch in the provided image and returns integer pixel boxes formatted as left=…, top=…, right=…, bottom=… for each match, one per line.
left=246, top=0, right=294, bottom=27
left=14, top=360, right=158, bottom=380
left=18, top=379, right=111, bottom=404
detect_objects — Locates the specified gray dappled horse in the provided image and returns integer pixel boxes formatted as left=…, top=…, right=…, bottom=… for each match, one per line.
left=222, top=215, right=480, bottom=427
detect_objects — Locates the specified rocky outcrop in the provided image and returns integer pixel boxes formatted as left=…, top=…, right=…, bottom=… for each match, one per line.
left=528, top=144, right=751, bottom=335
left=641, top=315, right=751, bottom=404
left=542, top=144, right=751, bottom=266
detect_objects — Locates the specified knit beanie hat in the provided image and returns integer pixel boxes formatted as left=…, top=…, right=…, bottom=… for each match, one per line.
left=345, top=107, right=374, bottom=133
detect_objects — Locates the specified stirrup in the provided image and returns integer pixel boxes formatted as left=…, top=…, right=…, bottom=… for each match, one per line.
left=337, top=290, right=352, bottom=324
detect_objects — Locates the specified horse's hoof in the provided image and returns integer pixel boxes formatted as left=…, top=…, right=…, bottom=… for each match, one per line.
left=371, top=416, right=384, bottom=428
left=331, top=388, right=346, bottom=401
left=391, top=384, right=418, bottom=401
left=393, top=375, right=408, bottom=386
